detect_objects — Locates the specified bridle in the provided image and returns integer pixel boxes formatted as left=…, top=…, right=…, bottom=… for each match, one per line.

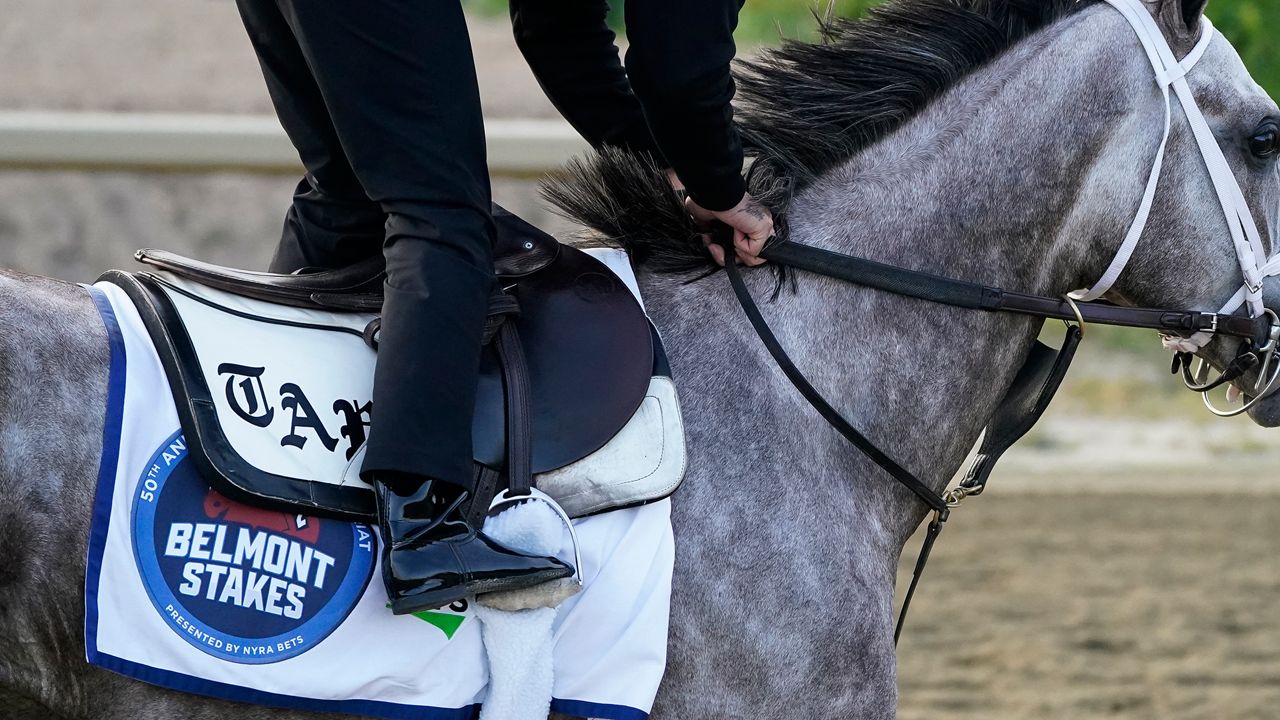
left=1072, top=1, right=1280, bottom=416
left=719, top=0, right=1280, bottom=642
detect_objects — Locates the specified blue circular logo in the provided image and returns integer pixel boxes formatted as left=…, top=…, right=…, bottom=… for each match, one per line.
left=131, top=431, right=375, bottom=664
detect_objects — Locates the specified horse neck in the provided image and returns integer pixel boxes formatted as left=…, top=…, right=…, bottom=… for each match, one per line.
left=749, top=5, right=1151, bottom=543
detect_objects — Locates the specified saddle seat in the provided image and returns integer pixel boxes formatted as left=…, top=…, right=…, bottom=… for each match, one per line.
left=134, top=204, right=561, bottom=313
left=109, top=206, right=665, bottom=522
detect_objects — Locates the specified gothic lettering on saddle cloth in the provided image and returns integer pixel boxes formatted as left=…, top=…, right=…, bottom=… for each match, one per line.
left=99, top=211, right=685, bottom=525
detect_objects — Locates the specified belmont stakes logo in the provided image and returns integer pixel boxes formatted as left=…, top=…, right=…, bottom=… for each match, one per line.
left=131, top=430, right=376, bottom=664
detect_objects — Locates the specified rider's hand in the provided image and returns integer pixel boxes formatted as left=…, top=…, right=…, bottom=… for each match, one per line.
left=688, top=193, right=773, bottom=267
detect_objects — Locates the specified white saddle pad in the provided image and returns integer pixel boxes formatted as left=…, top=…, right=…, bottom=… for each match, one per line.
left=83, top=273, right=673, bottom=719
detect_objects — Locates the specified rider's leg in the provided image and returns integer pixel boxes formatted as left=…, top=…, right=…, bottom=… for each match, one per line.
left=234, top=0, right=385, bottom=272
left=235, top=0, right=571, bottom=613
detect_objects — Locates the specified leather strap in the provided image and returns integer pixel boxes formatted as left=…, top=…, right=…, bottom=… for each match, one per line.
left=465, top=465, right=505, bottom=528
left=1174, top=350, right=1257, bottom=392
left=760, top=241, right=1271, bottom=346
left=727, top=231, right=1274, bottom=643
left=495, top=320, right=534, bottom=497
left=900, top=328, right=1080, bottom=642
left=722, top=254, right=949, bottom=515
left=895, top=515, right=943, bottom=645
left=962, top=327, right=1081, bottom=494
left=721, top=243, right=1090, bottom=643
left=461, top=291, right=534, bottom=523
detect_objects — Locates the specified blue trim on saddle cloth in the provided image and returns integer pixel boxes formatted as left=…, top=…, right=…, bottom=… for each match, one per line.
left=552, top=698, right=649, bottom=720
left=83, top=653, right=480, bottom=720
left=84, top=285, right=128, bottom=668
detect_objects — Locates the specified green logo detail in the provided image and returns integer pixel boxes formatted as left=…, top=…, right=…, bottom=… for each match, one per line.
left=387, top=603, right=467, bottom=639
left=414, top=610, right=466, bottom=639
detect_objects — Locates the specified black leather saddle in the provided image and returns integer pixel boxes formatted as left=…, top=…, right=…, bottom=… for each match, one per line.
left=133, top=204, right=562, bottom=313
left=109, top=205, right=655, bottom=522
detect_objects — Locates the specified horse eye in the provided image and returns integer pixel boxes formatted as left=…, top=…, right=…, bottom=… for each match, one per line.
left=1250, top=126, right=1280, bottom=159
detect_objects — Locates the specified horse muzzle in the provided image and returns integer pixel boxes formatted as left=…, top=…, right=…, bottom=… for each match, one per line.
left=1187, top=284, right=1280, bottom=426
left=1239, top=285, right=1280, bottom=426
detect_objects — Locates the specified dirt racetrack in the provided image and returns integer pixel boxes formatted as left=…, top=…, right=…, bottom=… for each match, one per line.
left=896, top=493, right=1280, bottom=720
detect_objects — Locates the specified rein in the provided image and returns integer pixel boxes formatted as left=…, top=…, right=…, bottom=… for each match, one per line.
left=719, top=0, right=1280, bottom=644
left=763, top=241, right=1272, bottom=345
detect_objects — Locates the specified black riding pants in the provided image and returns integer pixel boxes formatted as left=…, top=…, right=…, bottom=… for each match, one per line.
left=236, top=0, right=495, bottom=491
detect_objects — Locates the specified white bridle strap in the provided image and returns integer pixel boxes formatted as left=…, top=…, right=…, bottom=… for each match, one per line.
left=1071, top=2, right=1210, bottom=303
left=1073, top=1, right=1277, bottom=337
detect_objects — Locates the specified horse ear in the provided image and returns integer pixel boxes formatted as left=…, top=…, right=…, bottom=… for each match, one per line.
left=1180, top=0, right=1208, bottom=29
left=1145, top=0, right=1206, bottom=52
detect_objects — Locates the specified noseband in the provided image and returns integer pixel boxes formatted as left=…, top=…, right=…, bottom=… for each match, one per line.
left=722, top=0, right=1280, bottom=641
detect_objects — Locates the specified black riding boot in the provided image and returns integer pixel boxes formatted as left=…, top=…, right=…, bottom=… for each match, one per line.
left=373, top=474, right=574, bottom=614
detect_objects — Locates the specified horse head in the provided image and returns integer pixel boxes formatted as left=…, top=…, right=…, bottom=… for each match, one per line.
left=1063, top=0, right=1280, bottom=424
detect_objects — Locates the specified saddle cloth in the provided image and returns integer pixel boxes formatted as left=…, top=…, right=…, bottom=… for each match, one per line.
left=97, top=248, right=685, bottom=521
left=84, top=278, right=674, bottom=720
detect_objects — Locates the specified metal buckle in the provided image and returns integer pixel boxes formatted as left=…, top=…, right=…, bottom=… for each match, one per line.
left=1258, top=308, right=1280, bottom=355
left=1061, top=294, right=1087, bottom=339
left=942, top=484, right=982, bottom=509
left=1247, top=278, right=1265, bottom=295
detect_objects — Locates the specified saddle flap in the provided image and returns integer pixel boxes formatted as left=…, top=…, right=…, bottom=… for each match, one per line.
left=472, top=245, right=652, bottom=471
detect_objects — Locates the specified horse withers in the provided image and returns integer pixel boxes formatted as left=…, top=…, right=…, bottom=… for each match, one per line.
left=2, top=0, right=1279, bottom=717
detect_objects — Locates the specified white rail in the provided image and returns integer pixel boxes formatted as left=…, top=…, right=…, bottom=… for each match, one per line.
left=0, top=111, right=588, bottom=176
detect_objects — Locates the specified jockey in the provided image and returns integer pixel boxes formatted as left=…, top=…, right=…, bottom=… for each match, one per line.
left=234, top=0, right=772, bottom=615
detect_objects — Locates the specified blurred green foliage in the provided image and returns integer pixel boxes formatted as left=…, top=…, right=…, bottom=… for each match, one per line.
left=728, top=0, right=877, bottom=41
left=471, top=0, right=1278, bottom=99
left=1210, top=0, right=1280, bottom=99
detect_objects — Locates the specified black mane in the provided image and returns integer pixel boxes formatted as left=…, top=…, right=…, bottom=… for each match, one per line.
left=543, top=0, right=1094, bottom=273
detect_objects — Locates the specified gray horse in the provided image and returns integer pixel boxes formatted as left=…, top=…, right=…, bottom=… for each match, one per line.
left=2, top=0, right=1277, bottom=717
